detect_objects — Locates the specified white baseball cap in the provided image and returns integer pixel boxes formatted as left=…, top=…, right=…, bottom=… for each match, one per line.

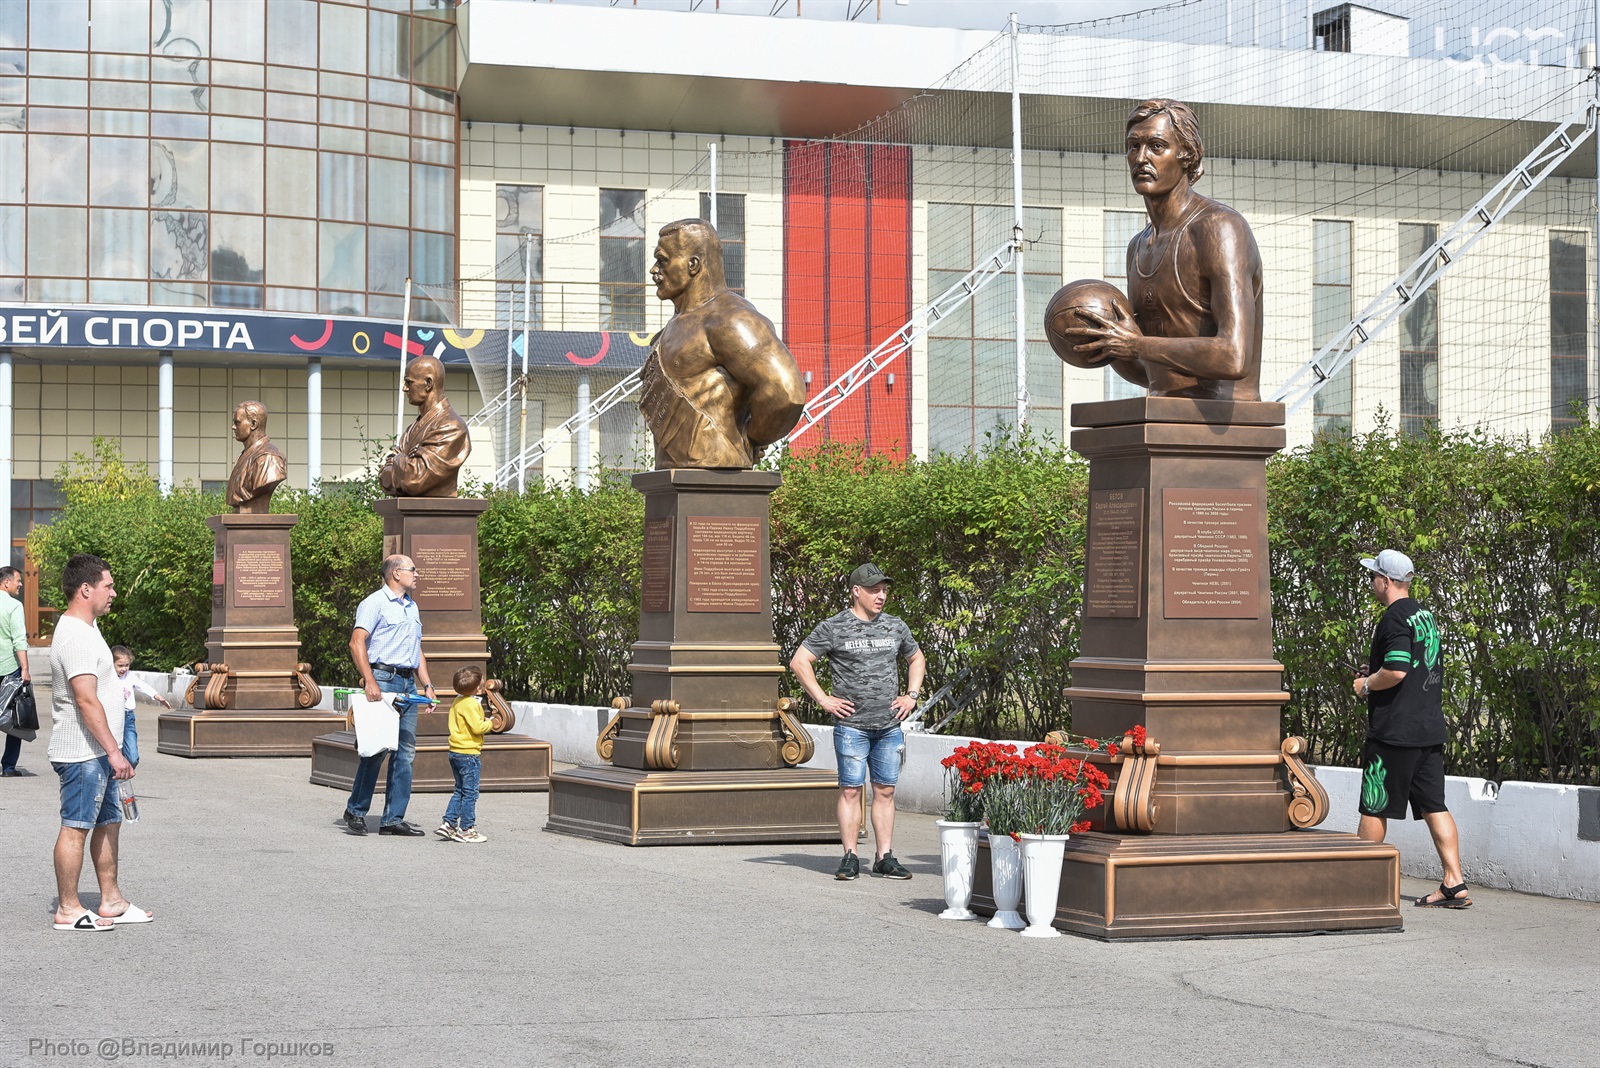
left=1360, top=549, right=1415, bottom=582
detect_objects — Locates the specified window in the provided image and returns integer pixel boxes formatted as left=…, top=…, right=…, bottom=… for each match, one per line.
left=496, top=184, right=543, bottom=329
left=1551, top=231, right=1589, bottom=432
left=698, top=192, right=744, bottom=294
left=1102, top=209, right=1146, bottom=401
left=1312, top=219, right=1353, bottom=436
left=1398, top=223, right=1439, bottom=436
left=926, top=203, right=1063, bottom=454
left=599, top=188, right=646, bottom=332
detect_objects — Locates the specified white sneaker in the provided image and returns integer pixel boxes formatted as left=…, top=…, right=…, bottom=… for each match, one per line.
left=434, top=822, right=456, bottom=840
left=453, top=827, right=488, bottom=843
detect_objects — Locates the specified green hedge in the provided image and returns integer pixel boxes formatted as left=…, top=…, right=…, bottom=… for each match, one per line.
left=28, top=423, right=1600, bottom=784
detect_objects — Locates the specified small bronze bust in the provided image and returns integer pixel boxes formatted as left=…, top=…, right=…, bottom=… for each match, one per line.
left=1059, top=99, right=1265, bottom=402
left=640, top=219, right=806, bottom=468
left=226, top=400, right=287, bottom=514
left=379, top=355, right=472, bottom=497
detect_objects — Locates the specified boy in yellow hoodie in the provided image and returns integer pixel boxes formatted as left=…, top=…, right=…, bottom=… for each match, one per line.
left=438, top=665, right=492, bottom=843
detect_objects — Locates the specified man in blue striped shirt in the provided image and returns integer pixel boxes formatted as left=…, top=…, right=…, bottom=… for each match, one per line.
left=342, top=554, right=437, bottom=837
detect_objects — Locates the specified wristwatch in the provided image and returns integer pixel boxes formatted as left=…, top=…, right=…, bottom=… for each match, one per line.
left=1359, top=678, right=1370, bottom=698
left=907, top=689, right=921, bottom=701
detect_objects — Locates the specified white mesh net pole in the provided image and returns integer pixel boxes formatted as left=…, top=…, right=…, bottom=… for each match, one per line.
left=1011, top=11, right=1028, bottom=429
left=398, top=277, right=411, bottom=443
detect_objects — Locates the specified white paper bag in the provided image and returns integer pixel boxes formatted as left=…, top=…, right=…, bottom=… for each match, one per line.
left=350, top=695, right=400, bottom=758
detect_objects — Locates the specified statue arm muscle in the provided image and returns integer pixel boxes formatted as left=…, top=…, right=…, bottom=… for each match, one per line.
left=710, top=315, right=805, bottom=448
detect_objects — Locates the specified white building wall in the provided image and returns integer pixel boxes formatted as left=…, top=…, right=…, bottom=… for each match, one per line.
left=461, top=123, right=1593, bottom=466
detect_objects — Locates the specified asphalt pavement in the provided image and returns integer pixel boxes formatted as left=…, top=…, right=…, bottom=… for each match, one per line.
left=1, top=695, right=1596, bottom=1068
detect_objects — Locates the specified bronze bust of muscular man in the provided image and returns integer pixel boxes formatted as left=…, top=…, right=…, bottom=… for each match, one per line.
left=1072, top=99, right=1265, bottom=402
left=640, top=219, right=806, bottom=469
left=226, top=400, right=287, bottom=514
left=379, top=355, right=472, bottom=497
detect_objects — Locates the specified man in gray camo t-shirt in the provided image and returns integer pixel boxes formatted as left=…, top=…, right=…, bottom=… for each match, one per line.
left=791, top=563, right=926, bottom=882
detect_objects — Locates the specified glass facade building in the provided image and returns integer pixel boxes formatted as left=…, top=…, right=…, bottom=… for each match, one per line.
left=0, top=0, right=458, bottom=319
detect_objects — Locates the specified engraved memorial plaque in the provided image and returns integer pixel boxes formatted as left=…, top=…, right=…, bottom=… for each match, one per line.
left=1086, top=488, right=1145, bottom=618
left=410, top=534, right=475, bottom=611
left=686, top=516, right=762, bottom=613
left=1162, top=489, right=1260, bottom=619
left=641, top=517, right=675, bottom=613
left=229, top=543, right=288, bottom=608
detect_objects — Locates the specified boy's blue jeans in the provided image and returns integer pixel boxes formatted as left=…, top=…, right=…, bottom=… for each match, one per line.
left=443, top=753, right=481, bottom=829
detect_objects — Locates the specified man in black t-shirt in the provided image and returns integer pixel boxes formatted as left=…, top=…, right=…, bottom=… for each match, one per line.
left=1353, top=549, right=1470, bottom=909
left=791, top=563, right=926, bottom=882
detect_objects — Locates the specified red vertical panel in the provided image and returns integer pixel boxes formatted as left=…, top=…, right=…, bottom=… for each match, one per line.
left=783, top=139, right=829, bottom=439
left=826, top=143, right=869, bottom=443
left=868, top=145, right=912, bottom=459
left=783, top=140, right=913, bottom=458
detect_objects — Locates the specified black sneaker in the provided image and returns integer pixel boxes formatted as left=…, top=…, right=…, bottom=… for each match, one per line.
left=834, top=851, right=860, bottom=881
left=343, top=811, right=368, bottom=836
left=872, top=852, right=912, bottom=880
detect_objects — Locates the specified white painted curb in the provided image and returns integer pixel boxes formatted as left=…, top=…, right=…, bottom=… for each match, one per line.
left=505, top=702, right=1600, bottom=902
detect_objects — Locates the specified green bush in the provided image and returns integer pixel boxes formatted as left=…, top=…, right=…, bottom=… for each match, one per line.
left=27, top=423, right=1600, bottom=783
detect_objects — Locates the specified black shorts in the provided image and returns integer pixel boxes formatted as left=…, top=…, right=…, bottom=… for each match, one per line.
left=1358, top=740, right=1447, bottom=821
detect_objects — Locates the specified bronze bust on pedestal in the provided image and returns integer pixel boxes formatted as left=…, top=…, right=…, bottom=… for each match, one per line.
left=640, top=219, right=806, bottom=469
left=380, top=355, right=472, bottom=497
left=226, top=400, right=288, bottom=514
left=1057, top=99, right=1265, bottom=402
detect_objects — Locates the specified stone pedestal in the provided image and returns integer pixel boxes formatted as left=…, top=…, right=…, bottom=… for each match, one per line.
left=159, top=512, right=342, bottom=757
left=546, top=469, right=838, bottom=844
left=1018, top=397, right=1403, bottom=937
left=308, top=496, right=552, bottom=793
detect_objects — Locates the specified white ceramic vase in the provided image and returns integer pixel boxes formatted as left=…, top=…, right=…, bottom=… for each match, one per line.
left=986, top=830, right=1026, bottom=930
left=1018, top=832, right=1069, bottom=938
left=936, top=820, right=982, bottom=920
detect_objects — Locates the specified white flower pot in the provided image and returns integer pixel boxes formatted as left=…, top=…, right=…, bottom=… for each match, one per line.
left=936, top=820, right=982, bottom=920
left=1018, top=833, right=1069, bottom=938
left=986, top=830, right=1026, bottom=930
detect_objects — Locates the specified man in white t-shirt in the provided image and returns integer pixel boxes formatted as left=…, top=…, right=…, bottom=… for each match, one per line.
left=47, top=554, right=154, bottom=932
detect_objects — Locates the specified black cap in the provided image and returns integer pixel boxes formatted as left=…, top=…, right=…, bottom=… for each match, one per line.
left=848, top=563, right=890, bottom=588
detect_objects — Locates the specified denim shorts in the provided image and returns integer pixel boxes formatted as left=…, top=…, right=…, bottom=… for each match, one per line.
left=834, top=724, right=905, bottom=788
left=53, top=756, right=122, bottom=830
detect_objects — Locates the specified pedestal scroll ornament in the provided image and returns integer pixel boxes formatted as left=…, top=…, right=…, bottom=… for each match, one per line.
left=1281, top=736, right=1330, bottom=829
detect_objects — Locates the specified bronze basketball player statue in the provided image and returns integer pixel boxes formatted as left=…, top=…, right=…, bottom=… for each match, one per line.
left=640, top=219, right=806, bottom=468
left=1064, top=99, right=1264, bottom=402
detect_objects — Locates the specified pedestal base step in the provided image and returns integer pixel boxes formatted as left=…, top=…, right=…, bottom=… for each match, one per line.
left=973, top=830, right=1403, bottom=940
left=308, top=731, right=552, bottom=793
left=157, top=709, right=348, bottom=758
left=546, top=765, right=839, bottom=846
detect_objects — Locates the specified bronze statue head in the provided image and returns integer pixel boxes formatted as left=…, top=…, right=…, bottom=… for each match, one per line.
left=402, top=355, right=446, bottom=408
left=1126, top=99, right=1205, bottom=186
left=232, top=400, right=268, bottom=444
left=652, top=219, right=727, bottom=308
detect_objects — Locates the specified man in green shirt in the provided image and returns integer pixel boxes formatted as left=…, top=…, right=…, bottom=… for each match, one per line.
left=0, top=566, right=30, bottom=776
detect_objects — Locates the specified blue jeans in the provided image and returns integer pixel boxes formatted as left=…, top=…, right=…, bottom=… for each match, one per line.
left=122, top=708, right=139, bottom=767
left=443, top=752, right=481, bottom=829
left=1, top=667, right=20, bottom=771
left=345, top=670, right=419, bottom=826
left=53, top=755, right=121, bottom=829
left=834, top=723, right=905, bottom=788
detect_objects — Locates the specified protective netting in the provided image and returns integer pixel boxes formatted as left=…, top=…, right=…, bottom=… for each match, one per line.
left=405, top=0, right=1600, bottom=484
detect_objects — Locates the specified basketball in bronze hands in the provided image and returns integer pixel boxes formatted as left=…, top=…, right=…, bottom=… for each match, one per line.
left=1044, top=278, right=1141, bottom=370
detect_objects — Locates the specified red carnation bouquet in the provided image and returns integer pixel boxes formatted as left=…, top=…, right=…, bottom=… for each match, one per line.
left=942, top=736, right=1116, bottom=837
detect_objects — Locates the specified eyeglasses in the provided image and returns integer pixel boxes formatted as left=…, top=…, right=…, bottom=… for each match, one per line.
left=395, top=566, right=421, bottom=575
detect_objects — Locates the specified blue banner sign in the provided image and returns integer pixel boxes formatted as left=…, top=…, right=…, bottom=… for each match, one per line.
left=0, top=306, right=651, bottom=372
